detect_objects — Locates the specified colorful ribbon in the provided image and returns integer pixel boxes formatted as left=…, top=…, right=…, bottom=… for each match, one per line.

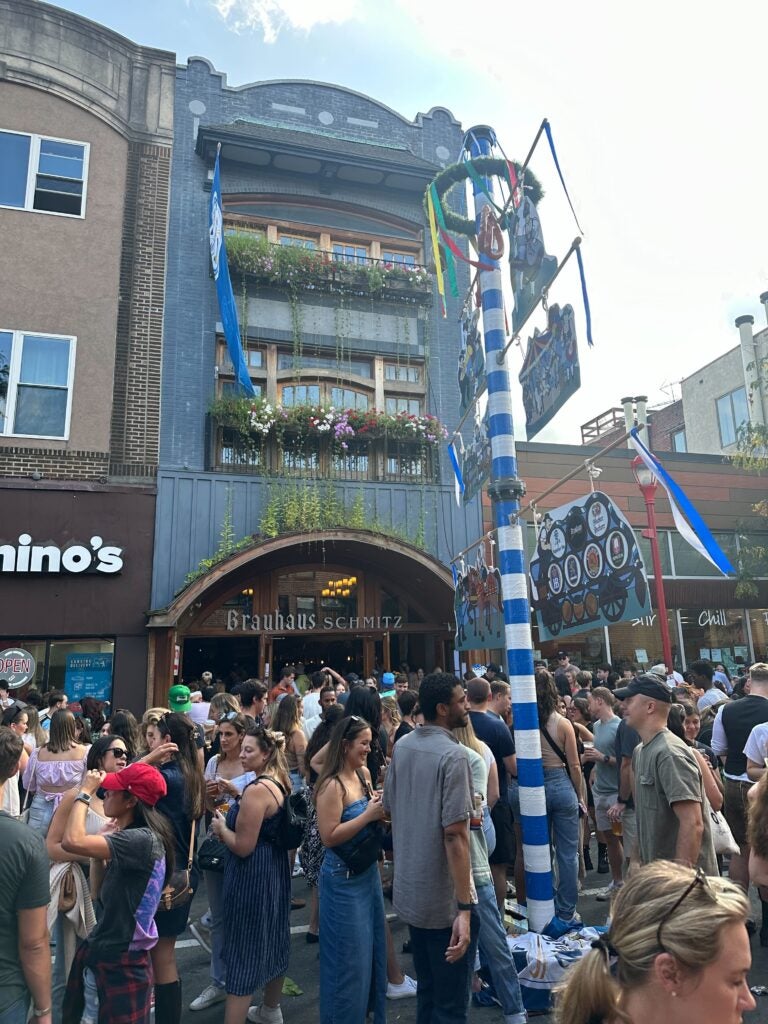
left=429, top=183, right=459, bottom=298
left=426, top=186, right=447, bottom=317
left=575, top=246, right=593, bottom=347
left=543, top=120, right=584, bottom=234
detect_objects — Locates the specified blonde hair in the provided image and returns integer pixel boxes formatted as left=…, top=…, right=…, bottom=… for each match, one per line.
left=140, top=707, right=169, bottom=752
left=554, top=861, right=749, bottom=1024
left=380, top=696, right=401, bottom=729
left=750, top=662, right=768, bottom=686
left=453, top=719, right=484, bottom=757
left=209, top=693, right=239, bottom=719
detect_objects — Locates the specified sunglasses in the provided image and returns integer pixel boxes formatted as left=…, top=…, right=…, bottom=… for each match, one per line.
left=106, top=746, right=128, bottom=757
left=655, top=866, right=708, bottom=951
left=218, top=710, right=238, bottom=723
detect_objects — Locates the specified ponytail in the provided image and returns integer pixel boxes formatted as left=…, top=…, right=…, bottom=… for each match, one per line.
left=554, top=946, right=626, bottom=1024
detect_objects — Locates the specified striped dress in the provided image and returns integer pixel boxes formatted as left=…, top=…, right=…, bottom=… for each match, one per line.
left=222, top=782, right=291, bottom=996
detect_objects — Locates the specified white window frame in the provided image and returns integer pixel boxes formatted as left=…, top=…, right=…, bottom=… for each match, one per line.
left=1, top=329, right=76, bottom=440
left=715, top=386, right=748, bottom=448
left=0, top=128, right=90, bottom=219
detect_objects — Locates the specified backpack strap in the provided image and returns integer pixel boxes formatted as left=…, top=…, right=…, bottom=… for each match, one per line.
left=253, top=774, right=283, bottom=810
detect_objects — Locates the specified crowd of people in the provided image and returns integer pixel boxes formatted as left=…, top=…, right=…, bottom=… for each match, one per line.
left=0, top=651, right=766, bottom=1024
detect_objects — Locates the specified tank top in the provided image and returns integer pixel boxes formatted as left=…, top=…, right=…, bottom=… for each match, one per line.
left=541, top=711, right=568, bottom=769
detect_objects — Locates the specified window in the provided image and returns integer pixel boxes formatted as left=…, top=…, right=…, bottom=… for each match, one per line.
left=281, top=384, right=320, bottom=406
left=279, top=234, right=317, bottom=249
left=220, top=346, right=264, bottom=372
left=220, top=427, right=263, bottom=470
left=331, top=387, right=368, bottom=411
left=386, top=446, right=426, bottom=480
left=332, top=242, right=368, bottom=264
left=716, top=387, right=749, bottom=447
left=277, top=353, right=372, bottom=377
left=281, top=446, right=319, bottom=474
left=386, top=396, right=422, bottom=416
left=671, top=429, right=687, bottom=452
left=332, top=443, right=369, bottom=477
left=0, top=130, right=88, bottom=217
left=0, top=330, right=75, bottom=438
left=385, top=363, right=421, bottom=383
left=382, top=249, right=416, bottom=266
left=221, top=381, right=263, bottom=399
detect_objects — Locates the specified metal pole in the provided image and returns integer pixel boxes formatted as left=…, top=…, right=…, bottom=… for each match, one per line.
left=463, top=125, right=554, bottom=932
left=642, top=489, right=674, bottom=670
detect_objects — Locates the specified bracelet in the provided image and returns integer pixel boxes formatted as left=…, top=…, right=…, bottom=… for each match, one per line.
left=32, top=1009, right=51, bottom=1019
left=456, top=901, right=475, bottom=911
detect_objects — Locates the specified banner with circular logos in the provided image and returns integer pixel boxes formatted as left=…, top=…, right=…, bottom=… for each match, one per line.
left=529, top=491, right=651, bottom=642
left=0, top=648, right=37, bottom=689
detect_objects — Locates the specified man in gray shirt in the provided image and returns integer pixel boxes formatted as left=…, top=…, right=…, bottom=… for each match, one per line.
left=384, top=673, right=477, bottom=1023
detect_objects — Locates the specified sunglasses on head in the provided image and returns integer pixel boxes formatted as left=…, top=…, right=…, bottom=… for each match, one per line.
left=218, top=710, right=238, bottom=723
left=655, top=867, right=709, bottom=951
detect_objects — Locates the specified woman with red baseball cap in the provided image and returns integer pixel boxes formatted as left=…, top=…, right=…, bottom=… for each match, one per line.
left=60, top=762, right=175, bottom=1024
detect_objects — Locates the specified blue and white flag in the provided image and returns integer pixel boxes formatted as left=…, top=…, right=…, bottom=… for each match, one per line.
left=628, top=427, right=734, bottom=575
left=447, top=440, right=465, bottom=507
left=209, top=146, right=256, bottom=396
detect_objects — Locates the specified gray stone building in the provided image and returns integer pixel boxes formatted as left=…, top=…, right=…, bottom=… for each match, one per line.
left=0, top=0, right=174, bottom=709
left=148, top=57, right=484, bottom=692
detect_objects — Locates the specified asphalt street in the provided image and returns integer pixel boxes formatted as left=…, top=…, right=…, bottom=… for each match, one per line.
left=175, top=863, right=768, bottom=1023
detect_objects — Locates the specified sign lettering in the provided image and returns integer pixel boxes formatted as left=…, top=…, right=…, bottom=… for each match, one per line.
left=0, top=535, right=123, bottom=575
left=226, top=610, right=403, bottom=632
left=698, top=609, right=728, bottom=627
left=0, top=648, right=37, bottom=689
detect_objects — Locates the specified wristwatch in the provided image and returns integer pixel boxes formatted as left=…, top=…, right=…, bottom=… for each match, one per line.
left=603, top=753, right=610, bottom=764
left=74, top=792, right=91, bottom=805
left=32, top=1008, right=51, bottom=1019
left=457, top=901, right=475, bottom=911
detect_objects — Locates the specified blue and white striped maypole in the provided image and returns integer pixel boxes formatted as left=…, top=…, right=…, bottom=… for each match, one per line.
left=463, top=126, right=554, bottom=932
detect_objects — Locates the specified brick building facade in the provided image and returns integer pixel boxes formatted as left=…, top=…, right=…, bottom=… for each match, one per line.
left=0, top=1, right=174, bottom=709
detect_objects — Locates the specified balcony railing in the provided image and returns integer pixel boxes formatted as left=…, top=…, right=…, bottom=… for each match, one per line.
left=225, top=235, right=433, bottom=306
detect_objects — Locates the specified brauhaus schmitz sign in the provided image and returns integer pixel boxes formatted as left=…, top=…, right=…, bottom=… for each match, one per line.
left=226, top=611, right=403, bottom=632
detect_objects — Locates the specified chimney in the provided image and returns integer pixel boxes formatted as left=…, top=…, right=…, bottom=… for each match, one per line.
left=735, top=314, right=765, bottom=428
left=761, top=291, right=768, bottom=326
left=621, top=396, right=635, bottom=447
left=635, top=395, right=649, bottom=445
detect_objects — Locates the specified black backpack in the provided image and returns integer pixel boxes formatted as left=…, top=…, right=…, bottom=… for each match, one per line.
left=257, top=775, right=308, bottom=849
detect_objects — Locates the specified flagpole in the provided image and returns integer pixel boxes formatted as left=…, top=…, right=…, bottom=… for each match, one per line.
left=463, top=125, right=554, bottom=933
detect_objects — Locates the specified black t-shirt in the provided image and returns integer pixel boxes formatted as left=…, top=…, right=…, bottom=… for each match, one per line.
left=394, top=721, right=414, bottom=744
left=469, top=709, right=515, bottom=787
left=615, top=719, right=641, bottom=810
left=90, top=827, right=165, bottom=960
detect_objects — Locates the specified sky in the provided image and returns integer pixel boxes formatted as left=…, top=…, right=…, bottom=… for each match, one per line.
left=52, top=0, right=768, bottom=443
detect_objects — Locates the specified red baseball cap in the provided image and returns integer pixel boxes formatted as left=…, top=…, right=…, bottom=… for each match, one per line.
left=101, top=763, right=167, bottom=806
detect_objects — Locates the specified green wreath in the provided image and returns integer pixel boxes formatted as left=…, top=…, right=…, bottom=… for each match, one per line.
left=425, top=157, right=543, bottom=238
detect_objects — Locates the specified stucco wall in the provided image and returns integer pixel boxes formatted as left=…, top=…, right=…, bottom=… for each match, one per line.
left=681, top=346, right=745, bottom=455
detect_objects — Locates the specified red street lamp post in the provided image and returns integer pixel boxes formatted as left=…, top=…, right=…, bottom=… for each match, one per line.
left=631, top=455, right=674, bottom=672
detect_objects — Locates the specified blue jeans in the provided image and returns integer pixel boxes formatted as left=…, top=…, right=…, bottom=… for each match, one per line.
left=319, top=850, right=386, bottom=1024
left=27, top=793, right=54, bottom=837
left=482, top=805, right=496, bottom=858
left=543, top=768, right=579, bottom=920
left=408, top=911, right=480, bottom=1024
left=475, top=883, right=525, bottom=1017
left=206, top=868, right=226, bottom=990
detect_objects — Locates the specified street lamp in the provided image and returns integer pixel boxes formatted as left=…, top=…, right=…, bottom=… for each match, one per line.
left=631, top=455, right=674, bottom=672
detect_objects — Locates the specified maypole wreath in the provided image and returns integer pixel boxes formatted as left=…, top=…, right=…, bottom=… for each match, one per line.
left=424, top=157, right=543, bottom=238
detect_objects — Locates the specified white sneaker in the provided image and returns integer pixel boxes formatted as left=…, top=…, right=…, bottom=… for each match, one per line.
left=190, top=922, right=213, bottom=954
left=200, top=909, right=213, bottom=928
left=387, top=975, right=418, bottom=1000
left=595, top=881, right=623, bottom=902
left=247, top=1005, right=284, bottom=1023
left=189, top=985, right=227, bottom=1011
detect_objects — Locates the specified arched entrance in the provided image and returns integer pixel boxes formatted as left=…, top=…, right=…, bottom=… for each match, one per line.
left=147, top=529, right=455, bottom=702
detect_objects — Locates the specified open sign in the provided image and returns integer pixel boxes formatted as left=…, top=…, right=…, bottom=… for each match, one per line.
left=0, top=648, right=37, bottom=689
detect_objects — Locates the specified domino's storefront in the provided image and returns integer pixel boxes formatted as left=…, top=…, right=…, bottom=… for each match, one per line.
left=0, top=482, right=156, bottom=712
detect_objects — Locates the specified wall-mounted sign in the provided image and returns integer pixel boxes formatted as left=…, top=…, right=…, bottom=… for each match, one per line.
left=0, top=648, right=37, bottom=689
left=454, top=553, right=504, bottom=652
left=529, top=491, right=651, bottom=641
left=0, top=535, right=123, bottom=575
left=65, top=653, right=114, bottom=702
left=226, top=611, right=403, bottom=633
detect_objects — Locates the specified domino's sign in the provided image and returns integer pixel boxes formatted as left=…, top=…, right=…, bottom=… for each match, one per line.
left=0, top=535, right=124, bottom=575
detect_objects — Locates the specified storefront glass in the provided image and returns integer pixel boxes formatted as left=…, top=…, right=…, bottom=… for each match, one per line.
left=749, top=610, right=768, bottom=663
left=0, top=637, right=115, bottom=701
left=678, top=608, right=749, bottom=672
left=606, top=611, right=679, bottom=672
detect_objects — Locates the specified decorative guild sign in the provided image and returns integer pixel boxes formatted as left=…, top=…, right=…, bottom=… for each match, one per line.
left=454, top=552, right=504, bottom=652
left=528, top=492, right=651, bottom=641
left=519, top=303, right=580, bottom=440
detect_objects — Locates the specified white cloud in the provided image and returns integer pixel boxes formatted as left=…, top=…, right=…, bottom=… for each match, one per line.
left=212, top=0, right=358, bottom=42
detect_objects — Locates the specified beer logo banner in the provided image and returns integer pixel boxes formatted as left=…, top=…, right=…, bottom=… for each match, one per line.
left=529, top=491, right=651, bottom=641
left=454, top=552, right=504, bottom=651
left=519, top=303, right=580, bottom=440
